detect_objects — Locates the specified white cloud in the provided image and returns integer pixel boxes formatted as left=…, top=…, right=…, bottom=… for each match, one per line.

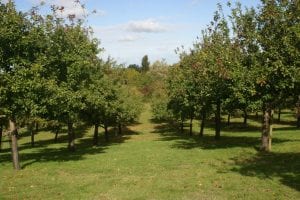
left=118, top=35, right=141, bottom=42
left=126, top=19, right=168, bottom=33
left=94, top=18, right=171, bottom=36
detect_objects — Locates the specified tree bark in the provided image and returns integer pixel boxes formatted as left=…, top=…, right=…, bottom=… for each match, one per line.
left=199, top=111, right=206, bottom=137
left=54, top=126, right=60, bottom=143
left=93, top=123, right=99, bottom=146
left=180, top=121, right=184, bottom=134
left=270, top=110, right=274, bottom=151
left=189, top=117, right=193, bottom=136
left=67, top=122, right=75, bottom=151
left=114, top=126, right=118, bottom=136
left=296, top=101, right=300, bottom=128
left=9, top=119, right=20, bottom=170
left=118, top=123, right=122, bottom=135
left=243, top=110, right=248, bottom=126
left=0, top=125, right=2, bottom=151
left=261, top=107, right=272, bottom=152
left=30, top=125, right=35, bottom=147
left=104, top=124, right=109, bottom=142
left=227, top=114, right=231, bottom=126
left=215, top=101, right=221, bottom=140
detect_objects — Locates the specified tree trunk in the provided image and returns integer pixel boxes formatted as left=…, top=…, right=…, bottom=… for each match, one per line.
left=114, top=126, right=118, bottom=136
left=199, top=111, right=206, bottom=137
left=227, top=114, right=231, bottom=126
left=215, top=101, right=221, bottom=140
left=277, top=108, right=281, bottom=123
left=54, top=126, right=60, bottom=143
left=9, top=119, right=20, bottom=170
left=0, top=125, right=2, bottom=151
left=243, top=110, right=248, bottom=126
left=104, top=124, right=109, bottom=142
left=180, top=121, right=184, bottom=134
left=189, top=116, right=193, bottom=136
left=118, top=123, right=122, bottom=135
left=270, top=110, right=274, bottom=150
left=30, top=125, right=35, bottom=147
left=67, top=122, right=75, bottom=151
left=261, top=107, right=272, bottom=152
left=93, top=123, right=99, bottom=146
left=297, top=101, right=300, bottom=128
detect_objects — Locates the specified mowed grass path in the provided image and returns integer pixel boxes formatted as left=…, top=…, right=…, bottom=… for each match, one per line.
left=1, top=104, right=300, bottom=199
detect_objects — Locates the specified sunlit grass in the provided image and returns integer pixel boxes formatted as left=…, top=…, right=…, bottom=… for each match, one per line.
left=0, top=106, right=299, bottom=199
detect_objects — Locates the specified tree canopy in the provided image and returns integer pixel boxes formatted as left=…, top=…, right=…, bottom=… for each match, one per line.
left=0, top=0, right=299, bottom=172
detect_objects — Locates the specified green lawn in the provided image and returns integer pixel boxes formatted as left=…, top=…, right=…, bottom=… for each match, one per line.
left=1, top=105, right=299, bottom=199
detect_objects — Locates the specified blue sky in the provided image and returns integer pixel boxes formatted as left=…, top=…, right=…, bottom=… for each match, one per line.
left=11, top=0, right=261, bottom=65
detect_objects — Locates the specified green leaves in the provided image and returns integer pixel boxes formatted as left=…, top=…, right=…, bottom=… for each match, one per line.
left=165, top=0, right=299, bottom=129
left=255, top=0, right=300, bottom=106
left=141, top=55, right=150, bottom=72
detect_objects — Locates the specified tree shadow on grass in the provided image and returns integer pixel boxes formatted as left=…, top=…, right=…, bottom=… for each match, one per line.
left=248, top=114, right=297, bottom=127
left=151, top=120, right=300, bottom=192
left=119, top=126, right=141, bottom=136
left=169, top=136, right=291, bottom=150
left=222, top=122, right=261, bottom=132
left=152, top=117, right=262, bottom=133
left=274, top=126, right=300, bottom=132
left=153, top=122, right=300, bottom=192
left=150, top=118, right=174, bottom=124
left=0, top=125, right=139, bottom=169
left=230, top=152, right=300, bottom=191
left=152, top=123, right=292, bottom=150
left=19, top=145, right=106, bottom=169
left=14, top=122, right=140, bottom=150
left=16, top=123, right=90, bottom=149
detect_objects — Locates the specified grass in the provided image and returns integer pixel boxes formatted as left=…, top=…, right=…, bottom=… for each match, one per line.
left=0, top=105, right=300, bottom=199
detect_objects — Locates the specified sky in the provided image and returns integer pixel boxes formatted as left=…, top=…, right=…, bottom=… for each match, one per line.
left=10, top=0, right=261, bottom=65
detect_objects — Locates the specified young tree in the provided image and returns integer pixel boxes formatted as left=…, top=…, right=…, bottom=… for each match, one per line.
left=0, top=1, right=49, bottom=169
left=195, top=6, right=238, bottom=139
left=0, top=115, right=6, bottom=151
left=141, top=55, right=150, bottom=72
left=82, top=75, right=117, bottom=145
left=254, top=0, right=300, bottom=151
left=167, top=63, right=194, bottom=134
left=182, top=50, right=213, bottom=137
left=295, top=69, right=300, bottom=128
left=115, top=86, right=142, bottom=135
left=151, top=96, right=173, bottom=121
left=128, top=64, right=141, bottom=72
left=42, top=9, right=101, bottom=151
